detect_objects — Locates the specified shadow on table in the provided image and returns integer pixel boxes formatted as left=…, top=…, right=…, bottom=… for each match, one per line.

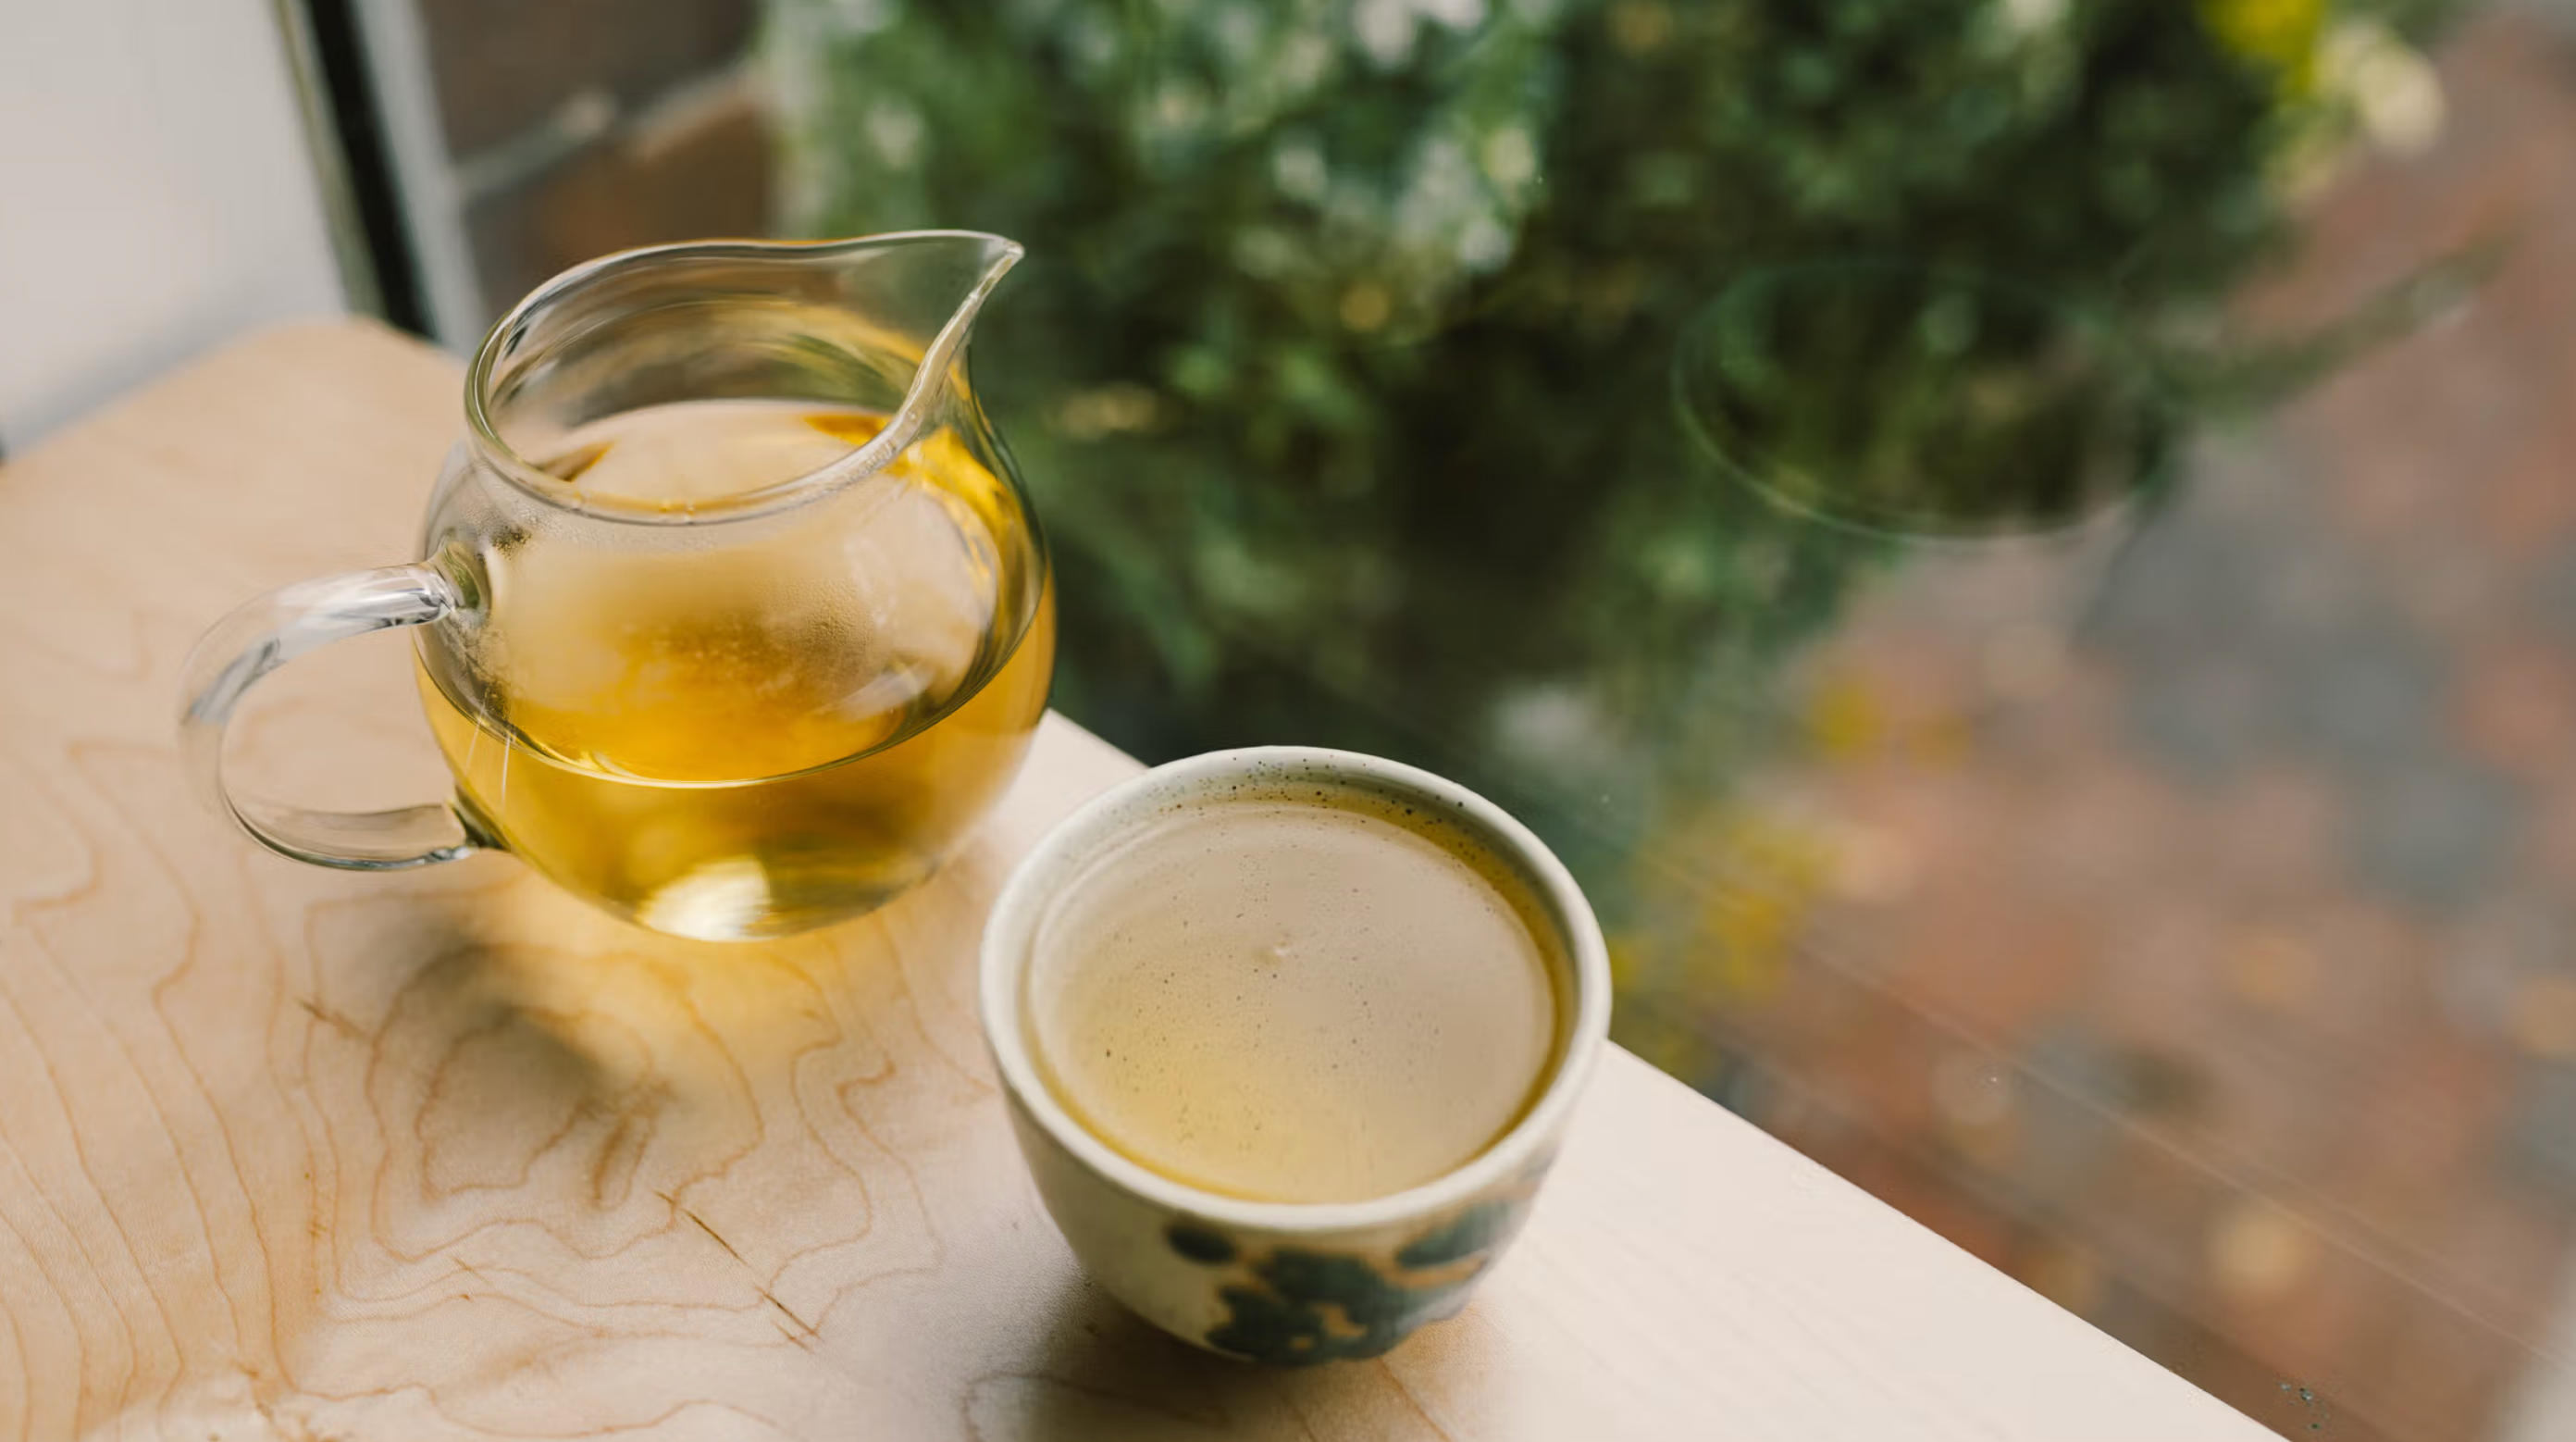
left=993, top=1269, right=1470, bottom=1440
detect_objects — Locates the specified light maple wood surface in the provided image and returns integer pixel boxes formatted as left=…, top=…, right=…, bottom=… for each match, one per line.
left=0, top=322, right=2273, bottom=1441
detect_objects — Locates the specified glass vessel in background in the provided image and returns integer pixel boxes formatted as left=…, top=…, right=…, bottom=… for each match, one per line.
left=180, top=232, right=1055, bottom=940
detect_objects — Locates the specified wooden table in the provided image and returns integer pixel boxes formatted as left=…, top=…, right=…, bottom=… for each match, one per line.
left=0, top=322, right=2271, bottom=1441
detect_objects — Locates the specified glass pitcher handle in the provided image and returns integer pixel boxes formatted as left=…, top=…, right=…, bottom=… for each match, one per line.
left=177, top=563, right=481, bottom=870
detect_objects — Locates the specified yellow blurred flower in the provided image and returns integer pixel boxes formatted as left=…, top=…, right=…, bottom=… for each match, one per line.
left=1617, top=807, right=1835, bottom=1004
left=2197, top=0, right=2328, bottom=94
left=1804, top=671, right=1883, bottom=759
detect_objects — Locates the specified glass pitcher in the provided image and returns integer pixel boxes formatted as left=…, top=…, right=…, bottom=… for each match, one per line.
left=178, top=232, right=1055, bottom=940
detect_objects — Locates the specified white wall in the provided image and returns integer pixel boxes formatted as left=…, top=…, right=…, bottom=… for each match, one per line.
left=0, top=0, right=346, bottom=454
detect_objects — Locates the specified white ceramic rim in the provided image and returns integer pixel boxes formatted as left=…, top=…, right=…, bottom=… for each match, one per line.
left=978, top=746, right=1612, bottom=1235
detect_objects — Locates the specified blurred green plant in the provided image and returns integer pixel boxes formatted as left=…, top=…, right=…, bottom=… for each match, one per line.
left=766, top=0, right=2458, bottom=886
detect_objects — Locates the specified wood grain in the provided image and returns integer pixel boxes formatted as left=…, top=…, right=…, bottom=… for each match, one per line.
left=0, top=321, right=2271, bottom=1440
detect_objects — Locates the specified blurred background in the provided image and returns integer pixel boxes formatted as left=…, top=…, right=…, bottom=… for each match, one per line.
left=7, top=1, right=2576, bottom=1436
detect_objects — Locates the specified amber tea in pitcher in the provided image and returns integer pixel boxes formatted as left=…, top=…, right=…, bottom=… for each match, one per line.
left=417, top=400, right=1053, bottom=939
left=182, top=234, right=1053, bottom=940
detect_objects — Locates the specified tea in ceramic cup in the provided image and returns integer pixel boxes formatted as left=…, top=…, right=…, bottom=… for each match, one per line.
left=979, top=748, right=1610, bottom=1363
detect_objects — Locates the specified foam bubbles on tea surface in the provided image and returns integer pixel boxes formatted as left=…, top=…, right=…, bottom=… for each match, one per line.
left=1025, top=792, right=1563, bottom=1204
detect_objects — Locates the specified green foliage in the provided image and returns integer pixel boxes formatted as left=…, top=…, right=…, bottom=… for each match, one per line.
left=766, top=0, right=2446, bottom=850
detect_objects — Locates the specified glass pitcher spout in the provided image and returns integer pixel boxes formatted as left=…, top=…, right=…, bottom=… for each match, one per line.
left=465, top=230, right=1025, bottom=524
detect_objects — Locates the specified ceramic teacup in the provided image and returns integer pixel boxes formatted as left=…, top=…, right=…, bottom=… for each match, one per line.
left=978, top=747, right=1611, bottom=1363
